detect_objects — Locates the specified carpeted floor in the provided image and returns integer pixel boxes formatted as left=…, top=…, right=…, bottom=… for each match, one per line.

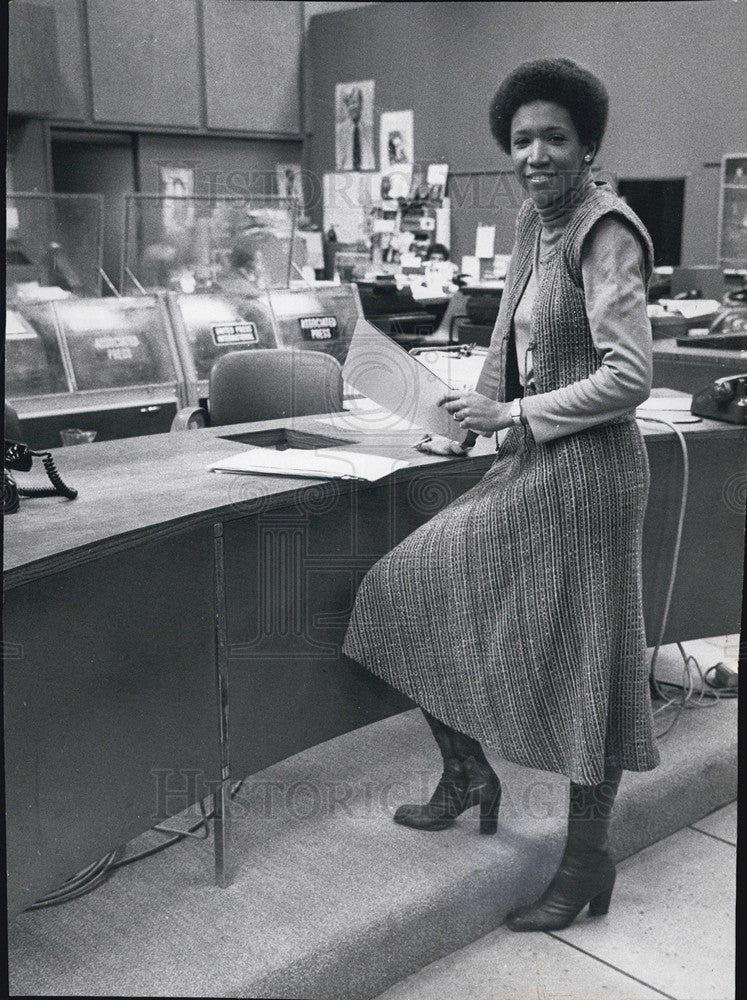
left=7, top=669, right=737, bottom=999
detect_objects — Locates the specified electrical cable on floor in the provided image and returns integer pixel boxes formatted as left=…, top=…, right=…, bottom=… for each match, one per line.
left=25, top=780, right=245, bottom=910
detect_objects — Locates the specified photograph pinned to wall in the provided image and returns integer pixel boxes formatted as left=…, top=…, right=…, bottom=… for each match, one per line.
left=426, top=163, right=449, bottom=204
left=158, top=165, right=195, bottom=234
left=407, top=164, right=430, bottom=202
left=275, top=163, right=304, bottom=208
left=323, top=172, right=381, bottom=245
left=379, top=110, right=413, bottom=169
left=335, top=80, right=375, bottom=172
left=380, top=163, right=413, bottom=206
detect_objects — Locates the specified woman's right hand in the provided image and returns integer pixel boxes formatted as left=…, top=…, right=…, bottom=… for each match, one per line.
left=414, top=434, right=474, bottom=456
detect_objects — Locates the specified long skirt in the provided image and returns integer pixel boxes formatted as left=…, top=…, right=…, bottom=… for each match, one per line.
left=342, top=419, right=660, bottom=785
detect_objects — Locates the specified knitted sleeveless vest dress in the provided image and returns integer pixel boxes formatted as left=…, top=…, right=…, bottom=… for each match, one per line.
left=342, top=184, right=660, bottom=785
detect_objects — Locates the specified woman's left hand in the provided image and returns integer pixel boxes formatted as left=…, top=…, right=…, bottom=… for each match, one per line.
left=438, top=390, right=513, bottom=435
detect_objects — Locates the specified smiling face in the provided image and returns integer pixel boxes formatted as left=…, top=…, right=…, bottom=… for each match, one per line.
left=510, top=100, right=593, bottom=207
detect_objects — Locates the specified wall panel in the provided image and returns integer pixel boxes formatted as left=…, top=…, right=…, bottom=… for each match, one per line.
left=202, top=0, right=302, bottom=134
left=8, top=0, right=88, bottom=120
left=87, top=0, right=202, bottom=127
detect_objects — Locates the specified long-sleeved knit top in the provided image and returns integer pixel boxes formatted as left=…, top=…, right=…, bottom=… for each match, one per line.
left=475, top=179, right=653, bottom=443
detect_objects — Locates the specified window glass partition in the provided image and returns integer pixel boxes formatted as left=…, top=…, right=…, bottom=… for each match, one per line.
left=53, top=297, right=180, bottom=391
left=5, top=306, right=70, bottom=398
left=6, top=193, right=103, bottom=303
left=122, top=194, right=298, bottom=295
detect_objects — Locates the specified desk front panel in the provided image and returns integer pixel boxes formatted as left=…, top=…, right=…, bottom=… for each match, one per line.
left=642, top=427, right=746, bottom=643
left=222, top=461, right=492, bottom=778
left=3, top=525, right=221, bottom=917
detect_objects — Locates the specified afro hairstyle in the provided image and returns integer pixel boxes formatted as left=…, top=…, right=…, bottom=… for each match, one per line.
left=489, top=57, right=608, bottom=156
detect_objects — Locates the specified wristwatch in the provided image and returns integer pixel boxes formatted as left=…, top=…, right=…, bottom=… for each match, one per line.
left=510, top=397, right=523, bottom=427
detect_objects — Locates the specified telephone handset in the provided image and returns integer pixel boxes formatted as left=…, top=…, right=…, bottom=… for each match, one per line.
left=690, top=374, right=747, bottom=425
left=3, top=437, right=78, bottom=515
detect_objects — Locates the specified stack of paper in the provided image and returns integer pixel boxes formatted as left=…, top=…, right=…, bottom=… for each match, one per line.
left=209, top=447, right=407, bottom=481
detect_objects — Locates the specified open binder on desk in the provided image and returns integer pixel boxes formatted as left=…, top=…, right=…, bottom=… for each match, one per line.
left=208, top=447, right=407, bottom=482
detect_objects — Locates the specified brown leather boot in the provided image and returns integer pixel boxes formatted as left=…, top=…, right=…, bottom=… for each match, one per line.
left=506, top=764, right=622, bottom=931
left=394, top=710, right=501, bottom=834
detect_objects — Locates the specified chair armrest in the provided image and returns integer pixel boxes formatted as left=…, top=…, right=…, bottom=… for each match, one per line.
left=171, top=407, right=210, bottom=431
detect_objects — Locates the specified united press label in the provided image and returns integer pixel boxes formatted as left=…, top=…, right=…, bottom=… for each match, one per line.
left=211, top=322, right=259, bottom=345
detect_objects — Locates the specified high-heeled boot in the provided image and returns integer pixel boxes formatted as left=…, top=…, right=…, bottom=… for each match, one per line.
left=393, top=710, right=501, bottom=834
left=506, top=763, right=622, bottom=931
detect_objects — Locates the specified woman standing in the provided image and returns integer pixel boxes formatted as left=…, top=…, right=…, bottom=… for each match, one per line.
left=342, top=57, right=660, bottom=932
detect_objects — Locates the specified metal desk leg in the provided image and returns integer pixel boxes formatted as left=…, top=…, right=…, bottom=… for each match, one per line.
left=213, top=523, right=232, bottom=887
left=213, top=777, right=231, bottom=888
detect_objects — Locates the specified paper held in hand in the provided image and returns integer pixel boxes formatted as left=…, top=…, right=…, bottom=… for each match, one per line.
left=342, top=318, right=469, bottom=444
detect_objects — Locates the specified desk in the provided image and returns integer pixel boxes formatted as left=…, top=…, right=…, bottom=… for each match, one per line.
left=4, top=412, right=744, bottom=917
left=653, top=338, right=747, bottom=394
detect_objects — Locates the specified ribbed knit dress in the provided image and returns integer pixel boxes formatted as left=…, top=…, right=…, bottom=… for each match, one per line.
left=343, top=183, right=661, bottom=785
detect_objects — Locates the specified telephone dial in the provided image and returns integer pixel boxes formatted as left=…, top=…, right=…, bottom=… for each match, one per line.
left=3, top=405, right=78, bottom=515
left=690, top=374, right=747, bottom=425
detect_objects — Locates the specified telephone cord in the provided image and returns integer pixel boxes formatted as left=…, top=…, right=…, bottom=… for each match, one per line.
left=16, top=450, right=78, bottom=500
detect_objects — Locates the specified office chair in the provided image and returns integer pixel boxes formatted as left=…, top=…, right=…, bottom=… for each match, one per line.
left=172, top=348, right=345, bottom=429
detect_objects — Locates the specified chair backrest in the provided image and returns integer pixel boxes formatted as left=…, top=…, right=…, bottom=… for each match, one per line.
left=209, top=348, right=344, bottom=425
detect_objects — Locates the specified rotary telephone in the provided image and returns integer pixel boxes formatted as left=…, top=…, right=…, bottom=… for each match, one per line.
left=3, top=407, right=78, bottom=514
left=690, top=374, right=747, bottom=425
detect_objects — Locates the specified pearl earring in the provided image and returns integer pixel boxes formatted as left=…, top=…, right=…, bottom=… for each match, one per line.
left=584, top=154, right=592, bottom=162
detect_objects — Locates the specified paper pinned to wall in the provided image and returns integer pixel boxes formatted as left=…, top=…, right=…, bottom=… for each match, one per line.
left=379, top=110, right=414, bottom=169
left=296, top=230, right=324, bottom=269
left=323, top=172, right=380, bottom=244
left=475, top=224, right=496, bottom=258
left=426, top=163, right=449, bottom=203
left=493, top=254, right=511, bottom=279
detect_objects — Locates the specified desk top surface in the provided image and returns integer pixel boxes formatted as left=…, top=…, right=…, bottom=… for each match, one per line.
left=653, top=336, right=747, bottom=360
left=4, top=402, right=743, bottom=588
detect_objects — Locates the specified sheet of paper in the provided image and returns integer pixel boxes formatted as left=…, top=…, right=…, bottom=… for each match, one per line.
left=475, top=224, right=496, bottom=259
left=209, top=446, right=407, bottom=481
left=460, top=255, right=480, bottom=280
left=426, top=163, right=449, bottom=187
left=657, top=299, right=721, bottom=319
left=342, top=318, right=468, bottom=443
left=493, top=253, right=511, bottom=278
left=636, top=395, right=693, bottom=411
left=323, top=172, right=380, bottom=244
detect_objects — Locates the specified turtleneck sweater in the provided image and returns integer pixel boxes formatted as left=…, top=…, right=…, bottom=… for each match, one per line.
left=479, top=173, right=652, bottom=443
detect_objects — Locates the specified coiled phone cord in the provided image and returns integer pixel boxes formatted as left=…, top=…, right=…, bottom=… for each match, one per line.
left=16, top=450, right=78, bottom=500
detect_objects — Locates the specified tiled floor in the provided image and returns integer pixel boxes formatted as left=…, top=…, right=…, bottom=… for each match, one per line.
left=373, top=802, right=735, bottom=1000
